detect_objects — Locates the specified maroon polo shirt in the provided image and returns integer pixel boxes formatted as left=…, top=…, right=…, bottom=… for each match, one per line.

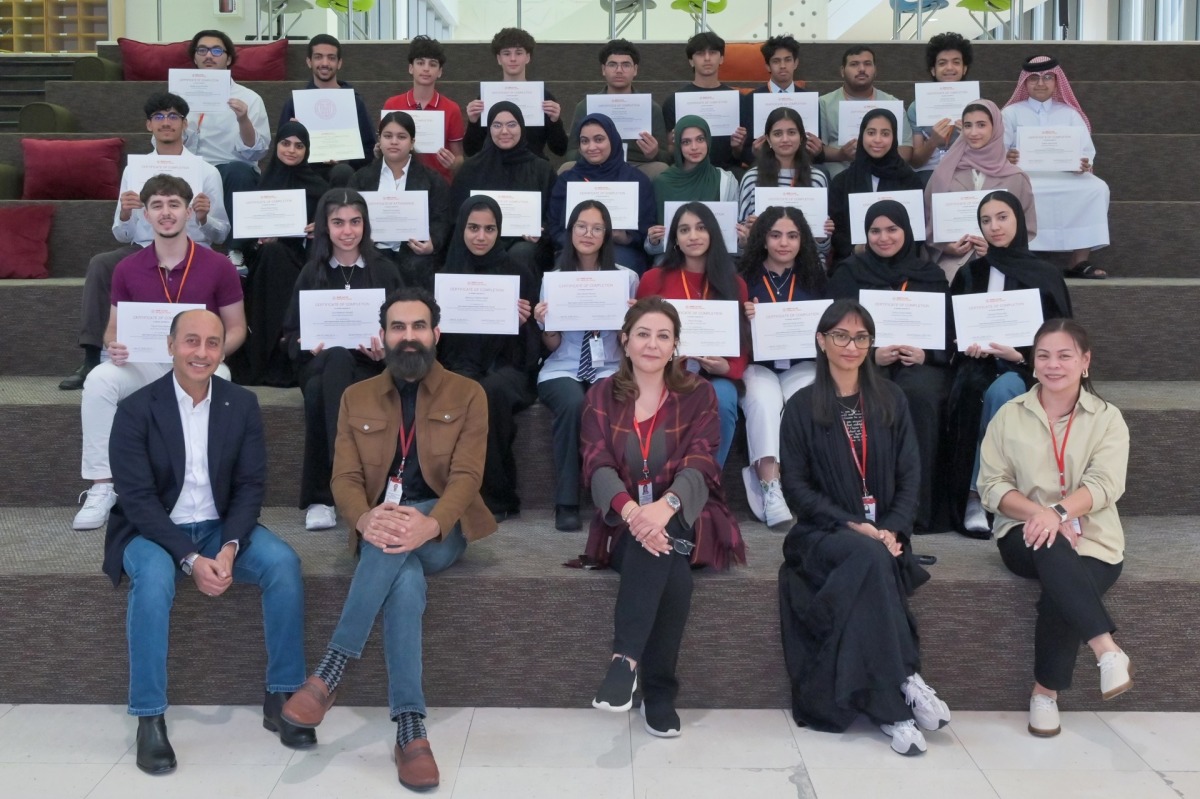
left=110, top=238, right=243, bottom=311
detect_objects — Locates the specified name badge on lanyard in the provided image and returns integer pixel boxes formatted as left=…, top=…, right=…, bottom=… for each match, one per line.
left=842, top=400, right=875, bottom=522
left=633, top=386, right=668, bottom=507
left=1050, top=408, right=1082, bottom=536
left=387, top=406, right=416, bottom=505
left=588, top=334, right=605, bottom=368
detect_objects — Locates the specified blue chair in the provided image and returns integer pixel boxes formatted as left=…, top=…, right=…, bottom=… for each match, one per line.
left=890, top=0, right=951, bottom=40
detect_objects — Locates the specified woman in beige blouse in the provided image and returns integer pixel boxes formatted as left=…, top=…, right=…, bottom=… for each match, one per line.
left=978, top=318, right=1131, bottom=738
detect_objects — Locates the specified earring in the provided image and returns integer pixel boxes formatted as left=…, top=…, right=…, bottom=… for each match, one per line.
left=1083, top=369, right=1089, bottom=378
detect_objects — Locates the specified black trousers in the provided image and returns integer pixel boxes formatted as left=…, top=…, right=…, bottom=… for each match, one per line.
left=477, top=366, right=533, bottom=514
left=536, top=375, right=590, bottom=507
left=378, top=247, right=437, bottom=292
left=78, top=244, right=142, bottom=348
left=998, top=530, right=1122, bottom=691
left=611, top=517, right=694, bottom=707
left=887, top=363, right=949, bottom=532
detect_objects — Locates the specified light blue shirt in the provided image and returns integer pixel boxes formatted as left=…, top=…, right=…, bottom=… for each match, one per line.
left=537, top=265, right=639, bottom=384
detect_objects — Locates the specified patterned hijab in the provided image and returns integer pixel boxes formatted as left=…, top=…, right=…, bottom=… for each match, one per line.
left=927, top=99, right=1024, bottom=196
left=1003, top=55, right=1091, bottom=132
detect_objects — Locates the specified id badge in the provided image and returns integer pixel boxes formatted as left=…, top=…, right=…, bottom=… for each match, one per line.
left=637, top=480, right=654, bottom=506
left=862, top=495, right=877, bottom=523
left=774, top=359, right=791, bottom=371
left=685, top=358, right=701, bottom=374
left=588, top=336, right=605, bottom=367
left=385, top=475, right=404, bottom=504
left=1069, top=518, right=1082, bottom=536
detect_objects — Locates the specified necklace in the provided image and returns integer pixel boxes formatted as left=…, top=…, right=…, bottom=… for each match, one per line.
left=337, top=264, right=355, bottom=290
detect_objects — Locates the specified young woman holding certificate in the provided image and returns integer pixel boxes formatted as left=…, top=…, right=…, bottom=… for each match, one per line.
left=738, top=206, right=828, bottom=528
left=349, top=111, right=452, bottom=290
left=827, top=200, right=951, bottom=533
left=636, top=202, right=748, bottom=467
left=535, top=200, right=640, bottom=532
left=944, top=190, right=1072, bottom=536
left=778, top=299, right=950, bottom=757
left=977, top=319, right=1131, bottom=737
left=583, top=297, right=743, bottom=737
left=280, top=189, right=404, bottom=531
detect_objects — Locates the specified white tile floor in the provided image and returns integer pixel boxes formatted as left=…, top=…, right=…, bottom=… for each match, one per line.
left=1, top=703, right=1197, bottom=798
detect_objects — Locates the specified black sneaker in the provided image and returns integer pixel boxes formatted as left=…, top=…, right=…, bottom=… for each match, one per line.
left=555, top=505, right=581, bottom=532
left=591, top=655, right=637, bottom=712
left=640, top=701, right=681, bottom=738
left=58, top=362, right=95, bottom=391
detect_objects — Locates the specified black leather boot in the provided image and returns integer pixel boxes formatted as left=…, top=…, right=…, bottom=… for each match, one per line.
left=263, top=690, right=318, bottom=749
left=136, top=714, right=177, bottom=774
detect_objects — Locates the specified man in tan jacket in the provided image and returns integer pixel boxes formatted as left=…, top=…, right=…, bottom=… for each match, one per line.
left=281, top=287, right=496, bottom=792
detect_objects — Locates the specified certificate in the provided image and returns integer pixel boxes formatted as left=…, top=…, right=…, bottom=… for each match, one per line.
left=124, top=154, right=204, bottom=200
left=753, top=187, right=828, bottom=231
left=469, top=190, right=542, bottom=238
left=480, top=81, right=545, bottom=126
left=952, top=289, right=1044, bottom=351
left=359, top=190, right=430, bottom=242
left=232, top=189, right=308, bottom=239
left=848, top=189, right=926, bottom=245
left=752, top=92, right=819, bottom=141
left=858, top=289, right=946, bottom=350
left=837, top=100, right=905, bottom=145
left=565, top=181, right=640, bottom=230
left=542, top=271, right=629, bottom=332
left=435, top=273, right=521, bottom=335
left=674, top=90, right=742, bottom=137
left=665, top=299, right=741, bottom=358
left=1016, top=126, right=1083, bottom=172
left=167, top=68, right=230, bottom=116
left=663, top=200, right=738, bottom=254
left=117, top=302, right=205, bottom=364
left=750, top=300, right=833, bottom=361
left=380, top=108, right=445, bottom=151
left=298, top=289, right=386, bottom=350
left=913, top=81, right=981, bottom=127
left=292, top=89, right=364, bottom=162
left=586, top=93, right=653, bottom=141
left=931, top=190, right=989, bottom=242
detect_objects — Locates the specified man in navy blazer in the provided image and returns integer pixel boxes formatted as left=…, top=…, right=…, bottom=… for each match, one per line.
left=103, top=309, right=311, bottom=775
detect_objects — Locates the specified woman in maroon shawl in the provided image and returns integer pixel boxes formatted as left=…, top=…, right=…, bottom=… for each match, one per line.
left=581, top=296, right=744, bottom=738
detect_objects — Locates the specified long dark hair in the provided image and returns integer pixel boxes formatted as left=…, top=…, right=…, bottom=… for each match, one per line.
left=611, top=296, right=698, bottom=403
left=1032, top=318, right=1104, bottom=402
left=756, top=107, right=813, bottom=189
left=659, top=201, right=739, bottom=302
left=738, top=206, right=826, bottom=295
left=556, top=199, right=617, bottom=272
left=811, top=299, right=895, bottom=427
left=308, top=188, right=376, bottom=267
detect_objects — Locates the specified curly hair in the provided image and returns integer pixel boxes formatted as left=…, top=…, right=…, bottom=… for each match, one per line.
left=738, top=206, right=826, bottom=296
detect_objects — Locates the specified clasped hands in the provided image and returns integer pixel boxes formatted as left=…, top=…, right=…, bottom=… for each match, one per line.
left=1022, top=506, right=1080, bottom=551
left=357, top=502, right=441, bottom=554
left=621, top=498, right=676, bottom=557
left=848, top=521, right=903, bottom=557
left=192, top=543, right=237, bottom=597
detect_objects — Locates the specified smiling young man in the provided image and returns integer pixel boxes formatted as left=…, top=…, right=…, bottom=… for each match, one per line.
left=382, top=36, right=465, bottom=182
left=908, top=33, right=973, bottom=179
left=819, top=45, right=913, bottom=177
left=661, top=32, right=750, bottom=175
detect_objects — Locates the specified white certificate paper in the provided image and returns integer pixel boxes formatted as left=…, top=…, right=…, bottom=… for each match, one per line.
left=666, top=299, right=741, bottom=358
left=586, top=94, right=653, bottom=141
left=480, top=81, right=545, bottom=126
left=913, top=81, right=981, bottom=127
left=663, top=200, right=738, bottom=254
left=292, top=89, right=364, bottom=162
left=435, top=273, right=521, bottom=335
left=299, top=289, right=386, bottom=350
left=931, top=190, right=989, bottom=242
left=168, top=68, right=230, bottom=116
left=858, top=289, right=946, bottom=350
left=124, top=154, right=204, bottom=200
left=753, top=187, right=828, bottom=230
left=232, top=189, right=308, bottom=239
left=752, top=92, right=819, bottom=141
left=380, top=108, right=445, bottom=152
left=848, top=189, right=926, bottom=245
left=674, top=90, right=742, bottom=137
left=952, top=288, right=1044, bottom=351
left=469, top=190, right=542, bottom=238
left=117, top=302, right=205, bottom=363
left=565, top=181, right=640, bottom=231
left=542, top=271, right=629, bottom=332
left=837, top=99, right=906, bottom=145
left=1016, top=127, right=1084, bottom=172
left=359, top=190, right=430, bottom=242
left=750, top=300, right=833, bottom=361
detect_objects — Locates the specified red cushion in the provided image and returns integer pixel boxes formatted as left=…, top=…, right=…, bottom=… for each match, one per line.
left=21, top=138, right=125, bottom=201
left=117, top=37, right=288, bottom=81
left=0, top=204, right=56, bottom=279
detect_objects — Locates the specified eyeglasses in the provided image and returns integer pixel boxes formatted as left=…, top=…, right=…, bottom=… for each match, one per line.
left=490, top=121, right=521, bottom=131
left=150, top=112, right=184, bottom=122
left=824, top=331, right=875, bottom=349
left=604, top=61, right=636, bottom=71
left=194, top=46, right=226, bottom=57
left=665, top=533, right=695, bottom=556
left=1025, top=73, right=1056, bottom=84
left=572, top=223, right=607, bottom=237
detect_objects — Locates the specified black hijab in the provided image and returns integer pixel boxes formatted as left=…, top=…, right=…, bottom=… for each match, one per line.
left=974, top=190, right=1072, bottom=316
left=842, top=109, right=916, bottom=193
left=450, top=102, right=548, bottom=211
left=258, top=120, right=330, bottom=217
left=836, top=200, right=946, bottom=288
left=442, top=194, right=516, bottom=275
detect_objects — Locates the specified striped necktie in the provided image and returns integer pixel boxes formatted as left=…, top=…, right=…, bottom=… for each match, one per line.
left=578, top=334, right=597, bottom=383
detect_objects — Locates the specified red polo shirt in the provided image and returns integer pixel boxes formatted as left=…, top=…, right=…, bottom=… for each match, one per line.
left=382, top=88, right=466, bottom=183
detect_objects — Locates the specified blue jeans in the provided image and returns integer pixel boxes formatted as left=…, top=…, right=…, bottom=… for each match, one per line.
left=327, top=498, right=467, bottom=719
left=122, top=521, right=306, bottom=716
left=710, top=377, right=739, bottom=468
left=971, top=371, right=1027, bottom=491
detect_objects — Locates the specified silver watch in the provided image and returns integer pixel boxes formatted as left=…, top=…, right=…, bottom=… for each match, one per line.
left=1050, top=503, right=1069, bottom=523
left=180, top=552, right=199, bottom=576
left=664, top=493, right=682, bottom=512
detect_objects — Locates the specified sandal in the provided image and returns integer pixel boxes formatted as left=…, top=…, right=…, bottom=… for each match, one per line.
left=1065, top=261, right=1108, bottom=279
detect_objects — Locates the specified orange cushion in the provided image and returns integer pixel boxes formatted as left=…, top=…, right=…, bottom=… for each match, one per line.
left=723, top=43, right=766, bottom=82
left=0, top=204, right=56, bottom=279
left=117, top=37, right=288, bottom=82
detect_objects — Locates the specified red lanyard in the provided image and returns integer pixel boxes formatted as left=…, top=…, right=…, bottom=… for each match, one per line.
left=633, top=386, right=668, bottom=480
left=761, top=270, right=795, bottom=303
left=157, top=239, right=196, bottom=303
left=396, top=404, right=415, bottom=477
left=899, top=279, right=909, bottom=292
left=841, top=399, right=869, bottom=496
left=681, top=272, right=708, bottom=300
left=1048, top=408, right=1077, bottom=499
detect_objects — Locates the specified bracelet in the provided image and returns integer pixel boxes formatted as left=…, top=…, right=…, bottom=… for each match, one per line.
left=621, top=508, right=636, bottom=523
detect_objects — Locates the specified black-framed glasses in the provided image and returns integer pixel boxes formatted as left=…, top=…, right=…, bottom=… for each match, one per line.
left=824, top=331, right=875, bottom=349
left=195, top=46, right=226, bottom=57
left=665, top=533, right=695, bottom=556
left=150, top=112, right=184, bottom=122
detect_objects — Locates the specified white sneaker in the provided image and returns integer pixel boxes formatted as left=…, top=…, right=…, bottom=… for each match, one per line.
left=73, top=483, right=117, bottom=530
left=880, top=720, right=927, bottom=756
left=229, top=249, right=247, bottom=277
left=761, top=478, right=793, bottom=528
left=964, top=494, right=990, bottom=534
left=741, top=466, right=766, bottom=523
left=1099, top=650, right=1133, bottom=699
left=903, top=673, right=951, bottom=731
left=1028, top=694, right=1061, bottom=737
left=305, top=503, right=338, bottom=531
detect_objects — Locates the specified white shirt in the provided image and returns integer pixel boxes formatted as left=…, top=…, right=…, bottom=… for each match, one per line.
left=1001, top=98, right=1096, bottom=160
left=170, top=375, right=220, bottom=525
left=112, top=147, right=229, bottom=248
left=183, top=79, right=271, bottom=168
left=379, top=158, right=410, bottom=192
left=987, top=266, right=1007, bottom=292
left=768, top=82, right=796, bottom=94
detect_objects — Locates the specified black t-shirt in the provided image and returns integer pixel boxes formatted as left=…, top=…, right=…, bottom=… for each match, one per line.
left=378, top=377, right=436, bottom=504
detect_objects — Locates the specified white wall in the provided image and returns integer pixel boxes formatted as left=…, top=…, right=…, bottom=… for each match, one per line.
left=121, top=0, right=336, bottom=43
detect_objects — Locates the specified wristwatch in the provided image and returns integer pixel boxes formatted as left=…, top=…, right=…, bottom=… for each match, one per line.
left=664, top=493, right=682, bottom=513
left=1050, top=503, right=1069, bottom=523
left=180, top=552, right=199, bottom=576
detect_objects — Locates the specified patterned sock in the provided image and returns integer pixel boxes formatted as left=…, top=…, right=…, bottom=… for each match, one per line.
left=395, top=711, right=427, bottom=748
left=313, top=648, right=349, bottom=693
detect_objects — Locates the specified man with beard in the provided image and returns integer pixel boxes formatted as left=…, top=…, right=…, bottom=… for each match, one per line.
left=818, top=45, right=912, bottom=177
left=280, top=288, right=496, bottom=793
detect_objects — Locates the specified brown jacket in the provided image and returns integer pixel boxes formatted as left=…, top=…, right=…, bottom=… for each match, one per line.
left=331, top=362, right=497, bottom=550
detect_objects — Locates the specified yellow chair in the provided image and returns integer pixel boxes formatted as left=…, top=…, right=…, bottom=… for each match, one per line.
left=956, top=0, right=1014, bottom=39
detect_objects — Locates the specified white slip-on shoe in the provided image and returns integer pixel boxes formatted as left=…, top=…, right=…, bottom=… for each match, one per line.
left=73, top=483, right=117, bottom=530
left=305, top=504, right=338, bottom=531
left=741, top=466, right=766, bottom=523
left=880, top=720, right=927, bottom=756
left=761, top=479, right=793, bottom=529
left=903, top=673, right=951, bottom=731
left=964, top=494, right=990, bottom=534
left=1028, top=694, right=1061, bottom=737
left=1099, top=650, right=1133, bottom=699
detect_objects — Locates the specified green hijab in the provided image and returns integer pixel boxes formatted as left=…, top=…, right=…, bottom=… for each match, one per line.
left=653, top=115, right=723, bottom=223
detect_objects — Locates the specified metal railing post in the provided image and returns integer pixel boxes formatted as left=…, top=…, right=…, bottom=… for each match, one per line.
left=517, top=0, right=523, bottom=29
left=893, top=2, right=902, bottom=39
left=610, top=0, right=617, bottom=37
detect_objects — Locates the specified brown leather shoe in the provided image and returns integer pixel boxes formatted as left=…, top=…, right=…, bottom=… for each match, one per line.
left=280, top=675, right=337, bottom=728
left=394, top=739, right=439, bottom=791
